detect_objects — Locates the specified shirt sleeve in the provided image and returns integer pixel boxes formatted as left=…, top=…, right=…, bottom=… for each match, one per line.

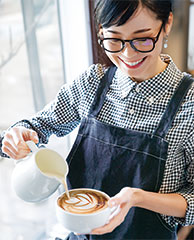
left=174, top=129, right=194, bottom=226
left=0, top=64, right=105, bottom=156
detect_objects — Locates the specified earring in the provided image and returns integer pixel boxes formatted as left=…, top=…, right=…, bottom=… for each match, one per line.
left=163, top=35, right=168, bottom=49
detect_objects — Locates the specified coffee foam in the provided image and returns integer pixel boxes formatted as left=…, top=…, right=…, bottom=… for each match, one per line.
left=58, top=189, right=108, bottom=214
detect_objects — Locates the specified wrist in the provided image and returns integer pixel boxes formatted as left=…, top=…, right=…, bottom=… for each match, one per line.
left=132, top=188, right=145, bottom=207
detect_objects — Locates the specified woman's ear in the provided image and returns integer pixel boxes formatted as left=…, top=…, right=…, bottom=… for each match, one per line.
left=97, top=24, right=103, bottom=38
left=165, top=12, right=173, bottom=35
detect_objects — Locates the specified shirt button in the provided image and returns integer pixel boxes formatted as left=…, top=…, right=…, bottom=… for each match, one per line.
left=129, top=109, right=135, bottom=114
left=135, top=86, right=140, bottom=93
left=148, top=96, right=154, bottom=104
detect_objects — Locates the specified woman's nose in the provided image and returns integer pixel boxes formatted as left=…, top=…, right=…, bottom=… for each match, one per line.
left=122, top=42, right=137, bottom=57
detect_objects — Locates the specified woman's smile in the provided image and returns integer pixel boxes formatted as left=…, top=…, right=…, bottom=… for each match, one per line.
left=118, top=56, right=147, bottom=69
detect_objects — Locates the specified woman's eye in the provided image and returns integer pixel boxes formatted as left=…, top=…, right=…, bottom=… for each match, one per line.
left=108, top=39, right=121, bottom=46
left=110, top=39, right=119, bottom=43
left=133, top=38, right=153, bottom=46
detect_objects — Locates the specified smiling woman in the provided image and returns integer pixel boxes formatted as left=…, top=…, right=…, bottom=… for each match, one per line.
left=96, top=3, right=173, bottom=82
left=0, top=0, right=194, bottom=240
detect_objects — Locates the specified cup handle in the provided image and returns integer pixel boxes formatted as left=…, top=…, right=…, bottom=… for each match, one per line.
left=109, top=206, right=121, bottom=220
left=26, top=140, right=39, bottom=152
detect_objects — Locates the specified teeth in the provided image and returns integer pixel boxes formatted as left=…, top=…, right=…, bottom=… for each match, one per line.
left=124, top=59, right=143, bottom=66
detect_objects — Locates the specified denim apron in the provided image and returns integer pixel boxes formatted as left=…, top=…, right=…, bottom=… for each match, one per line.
left=64, top=67, right=193, bottom=240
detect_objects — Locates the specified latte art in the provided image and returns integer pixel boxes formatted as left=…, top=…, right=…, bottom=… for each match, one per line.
left=58, top=189, right=109, bottom=214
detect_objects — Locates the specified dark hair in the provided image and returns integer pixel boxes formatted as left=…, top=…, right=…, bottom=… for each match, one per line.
left=95, top=0, right=173, bottom=30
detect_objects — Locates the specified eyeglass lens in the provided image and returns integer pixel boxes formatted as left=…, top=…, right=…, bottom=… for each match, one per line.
left=103, top=38, right=154, bottom=53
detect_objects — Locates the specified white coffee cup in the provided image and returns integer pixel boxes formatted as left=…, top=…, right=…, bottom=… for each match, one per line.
left=56, top=188, right=116, bottom=234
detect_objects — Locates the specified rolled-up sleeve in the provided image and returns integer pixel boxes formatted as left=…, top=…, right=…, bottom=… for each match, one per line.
left=177, top=189, right=194, bottom=226
left=176, top=131, right=194, bottom=226
left=0, top=64, right=104, bottom=157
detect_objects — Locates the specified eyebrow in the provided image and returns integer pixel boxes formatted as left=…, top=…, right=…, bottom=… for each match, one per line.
left=106, top=28, right=152, bottom=34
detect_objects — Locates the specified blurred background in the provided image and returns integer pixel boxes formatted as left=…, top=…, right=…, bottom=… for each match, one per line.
left=0, top=0, right=193, bottom=239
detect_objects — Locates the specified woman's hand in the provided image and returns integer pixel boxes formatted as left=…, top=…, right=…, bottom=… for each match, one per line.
left=2, top=126, right=39, bottom=159
left=91, top=187, right=142, bottom=235
left=91, top=187, right=187, bottom=235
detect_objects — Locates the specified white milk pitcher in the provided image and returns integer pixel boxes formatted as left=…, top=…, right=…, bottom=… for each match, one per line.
left=11, top=141, right=69, bottom=202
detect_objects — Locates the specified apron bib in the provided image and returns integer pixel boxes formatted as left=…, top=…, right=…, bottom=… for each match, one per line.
left=65, top=67, right=193, bottom=240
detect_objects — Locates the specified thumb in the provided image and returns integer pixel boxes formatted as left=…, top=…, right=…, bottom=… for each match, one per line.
left=22, top=129, right=39, bottom=144
left=29, top=130, right=39, bottom=144
left=108, top=187, right=131, bottom=207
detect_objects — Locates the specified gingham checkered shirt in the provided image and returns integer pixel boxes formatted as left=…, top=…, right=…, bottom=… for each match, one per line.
left=1, top=54, right=194, bottom=227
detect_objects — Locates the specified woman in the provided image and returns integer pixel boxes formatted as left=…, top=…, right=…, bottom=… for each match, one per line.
left=1, top=0, right=194, bottom=239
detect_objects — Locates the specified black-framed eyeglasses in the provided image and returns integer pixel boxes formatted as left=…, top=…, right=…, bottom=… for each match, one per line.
left=99, top=23, right=164, bottom=53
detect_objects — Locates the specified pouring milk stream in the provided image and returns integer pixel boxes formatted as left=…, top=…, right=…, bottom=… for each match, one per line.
left=11, top=141, right=70, bottom=202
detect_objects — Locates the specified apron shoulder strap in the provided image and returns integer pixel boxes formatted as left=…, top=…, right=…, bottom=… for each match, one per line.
left=154, top=74, right=194, bottom=138
left=89, top=66, right=117, bottom=117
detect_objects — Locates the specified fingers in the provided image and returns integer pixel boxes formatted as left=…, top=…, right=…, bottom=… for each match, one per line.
left=2, top=141, right=31, bottom=159
left=10, top=126, right=38, bottom=144
left=108, top=187, right=132, bottom=207
left=92, top=202, right=131, bottom=235
left=2, top=126, right=39, bottom=159
left=92, top=187, right=142, bottom=235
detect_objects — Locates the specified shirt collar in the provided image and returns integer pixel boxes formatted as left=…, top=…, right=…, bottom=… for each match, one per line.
left=113, top=54, right=184, bottom=103
left=112, top=67, right=136, bottom=99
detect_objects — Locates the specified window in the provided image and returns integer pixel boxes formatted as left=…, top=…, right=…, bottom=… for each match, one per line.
left=188, top=1, right=194, bottom=72
left=0, top=0, right=92, bottom=239
left=0, top=0, right=64, bottom=130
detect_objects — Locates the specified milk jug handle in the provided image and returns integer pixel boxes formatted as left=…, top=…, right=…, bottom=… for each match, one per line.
left=26, top=140, right=39, bottom=152
left=13, top=141, right=38, bottom=165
